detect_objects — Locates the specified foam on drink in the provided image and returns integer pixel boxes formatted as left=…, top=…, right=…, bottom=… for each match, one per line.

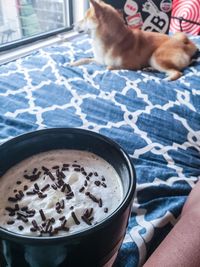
left=0, top=150, right=123, bottom=236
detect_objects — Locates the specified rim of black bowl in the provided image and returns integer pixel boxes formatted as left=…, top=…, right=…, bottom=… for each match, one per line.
left=0, top=128, right=136, bottom=245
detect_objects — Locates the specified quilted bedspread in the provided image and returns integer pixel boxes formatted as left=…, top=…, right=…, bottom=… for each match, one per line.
left=0, top=34, right=200, bottom=266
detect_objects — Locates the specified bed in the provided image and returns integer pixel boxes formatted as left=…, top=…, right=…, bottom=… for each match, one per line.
left=0, top=33, right=200, bottom=266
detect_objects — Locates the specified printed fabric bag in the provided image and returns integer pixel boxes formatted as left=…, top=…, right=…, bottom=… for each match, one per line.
left=104, top=0, right=173, bottom=33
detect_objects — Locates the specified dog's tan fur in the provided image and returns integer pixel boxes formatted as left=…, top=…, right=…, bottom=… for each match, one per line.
left=72, top=0, right=198, bottom=81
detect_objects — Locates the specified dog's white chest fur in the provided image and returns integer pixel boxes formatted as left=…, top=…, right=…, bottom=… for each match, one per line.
left=92, top=38, right=122, bottom=67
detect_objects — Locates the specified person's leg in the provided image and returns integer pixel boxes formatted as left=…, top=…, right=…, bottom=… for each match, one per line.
left=143, top=181, right=200, bottom=267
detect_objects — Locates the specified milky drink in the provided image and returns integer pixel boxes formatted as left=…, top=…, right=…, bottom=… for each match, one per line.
left=0, top=150, right=123, bottom=236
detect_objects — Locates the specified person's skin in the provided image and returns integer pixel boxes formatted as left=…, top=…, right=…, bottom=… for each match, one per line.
left=143, top=181, right=200, bottom=267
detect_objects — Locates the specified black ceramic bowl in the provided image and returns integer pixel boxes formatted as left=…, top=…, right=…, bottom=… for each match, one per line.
left=0, top=128, right=136, bottom=267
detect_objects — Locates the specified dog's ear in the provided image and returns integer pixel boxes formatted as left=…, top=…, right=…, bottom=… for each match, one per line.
left=90, top=0, right=103, bottom=18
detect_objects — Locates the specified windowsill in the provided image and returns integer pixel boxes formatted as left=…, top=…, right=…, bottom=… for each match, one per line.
left=0, top=30, right=79, bottom=65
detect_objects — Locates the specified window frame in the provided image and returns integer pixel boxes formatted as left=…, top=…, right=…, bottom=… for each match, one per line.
left=0, top=0, right=73, bottom=52
left=0, top=1, right=3, bottom=26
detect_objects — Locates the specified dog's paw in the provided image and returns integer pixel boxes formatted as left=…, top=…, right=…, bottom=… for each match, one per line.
left=67, top=58, right=95, bottom=67
left=107, top=66, right=113, bottom=71
left=164, top=70, right=182, bottom=81
left=107, top=66, right=119, bottom=71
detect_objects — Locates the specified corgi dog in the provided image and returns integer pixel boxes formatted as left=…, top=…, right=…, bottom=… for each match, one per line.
left=71, top=0, right=198, bottom=81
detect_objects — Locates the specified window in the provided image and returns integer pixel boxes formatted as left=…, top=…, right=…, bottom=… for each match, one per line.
left=0, top=0, right=74, bottom=51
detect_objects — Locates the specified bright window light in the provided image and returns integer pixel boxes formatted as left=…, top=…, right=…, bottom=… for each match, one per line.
left=0, top=0, right=88, bottom=51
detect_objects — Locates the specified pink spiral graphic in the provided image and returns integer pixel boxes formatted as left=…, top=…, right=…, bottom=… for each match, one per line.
left=170, top=0, right=200, bottom=35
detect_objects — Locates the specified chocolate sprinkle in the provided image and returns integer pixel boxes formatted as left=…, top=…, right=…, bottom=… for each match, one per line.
left=17, top=215, right=28, bottom=223
left=21, top=206, right=28, bottom=211
left=5, top=207, right=15, bottom=213
left=81, top=215, right=92, bottom=225
left=39, top=209, right=46, bottom=221
left=30, top=227, right=37, bottom=232
left=61, top=219, right=67, bottom=228
left=84, top=208, right=93, bottom=218
left=79, top=187, right=85, bottom=193
left=8, top=212, right=15, bottom=217
left=99, top=198, right=103, bottom=208
left=24, top=171, right=41, bottom=182
left=89, top=216, right=94, bottom=222
left=56, top=202, right=61, bottom=209
left=38, top=193, right=47, bottom=199
left=34, top=183, right=39, bottom=191
left=15, top=193, right=22, bottom=201
left=26, top=209, right=36, bottom=217
left=66, top=193, right=74, bottom=200
left=88, top=208, right=93, bottom=217
left=52, top=165, right=59, bottom=169
left=74, top=168, right=80, bottom=172
left=62, top=226, right=69, bottom=232
left=18, top=225, right=24, bottom=231
left=59, top=216, right=66, bottom=221
left=104, top=208, right=108, bottom=213
left=71, top=211, right=80, bottom=225
left=45, top=219, right=51, bottom=232
left=101, top=176, right=106, bottom=181
left=19, top=190, right=24, bottom=197
left=32, top=172, right=41, bottom=182
left=24, top=185, right=28, bottom=191
left=62, top=167, right=69, bottom=171
left=17, top=211, right=27, bottom=218
left=32, top=220, right=39, bottom=229
left=47, top=171, right=56, bottom=181
left=8, top=197, right=18, bottom=203
left=50, top=217, right=55, bottom=224
left=33, top=168, right=38, bottom=174
left=72, top=164, right=80, bottom=168
left=26, top=191, right=37, bottom=196
left=51, top=184, right=57, bottom=190
left=7, top=220, right=15, bottom=225
left=56, top=202, right=62, bottom=214
left=56, top=181, right=62, bottom=188
left=42, top=166, right=49, bottom=173
left=41, top=184, right=50, bottom=192
left=94, top=181, right=101, bottom=186
left=16, top=181, right=22, bottom=185
left=86, top=192, right=99, bottom=204
left=63, top=164, right=70, bottom=167
left=42, top=222, right=46, bottom=227
left=61, top=183, right=67, bottom=192
left=56, top=170, right=66, bottom=179
left=66, top=184, right=72, bottom=192
left=101, top=182, right=107, bottom=188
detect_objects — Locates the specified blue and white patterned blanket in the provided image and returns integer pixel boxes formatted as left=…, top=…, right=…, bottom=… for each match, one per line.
left=0, top=34, right=200, bottom=266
